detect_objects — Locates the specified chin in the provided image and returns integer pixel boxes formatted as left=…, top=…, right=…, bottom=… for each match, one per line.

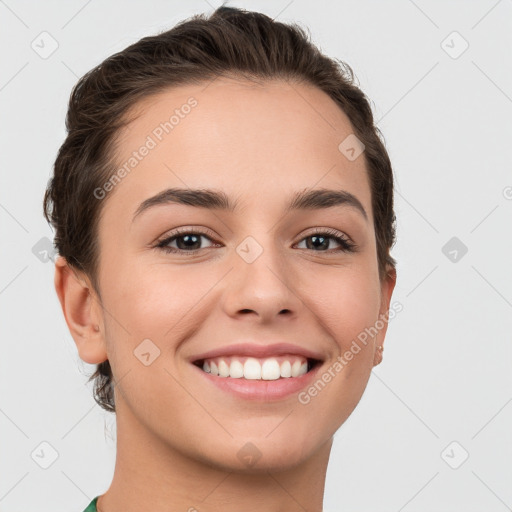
left=189, top=430, right=326, bottom=474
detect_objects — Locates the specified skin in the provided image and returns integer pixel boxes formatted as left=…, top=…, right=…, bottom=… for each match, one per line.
left=55, top=77, right=396, bottom=512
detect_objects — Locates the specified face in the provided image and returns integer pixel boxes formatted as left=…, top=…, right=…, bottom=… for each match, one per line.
left=89, top=77, right=395, bottom=472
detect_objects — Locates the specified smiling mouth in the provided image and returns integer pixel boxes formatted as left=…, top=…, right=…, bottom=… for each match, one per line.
left=192, top=355, right=323, bottom=380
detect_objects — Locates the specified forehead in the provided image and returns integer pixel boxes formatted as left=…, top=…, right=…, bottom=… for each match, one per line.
left=106, top=77, right=372, bottom=219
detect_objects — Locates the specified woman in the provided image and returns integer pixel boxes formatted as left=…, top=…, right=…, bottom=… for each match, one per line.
left=44, top=6, right=397, bottom=511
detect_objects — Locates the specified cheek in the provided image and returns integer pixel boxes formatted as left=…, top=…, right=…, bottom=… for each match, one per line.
left=98, top=263, right=204, bottom=414
left=298, top=264, right=381, bottom=352
left=292, top=270, right=380, bottom=436
left=100, top=257, right=217, bottom=349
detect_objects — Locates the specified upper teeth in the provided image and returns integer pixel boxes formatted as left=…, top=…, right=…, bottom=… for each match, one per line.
left=202, top=356, right=309, bottom=380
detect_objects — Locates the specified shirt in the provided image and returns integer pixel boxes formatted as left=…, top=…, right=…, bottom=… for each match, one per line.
left=82, top=496, right=99, bottom=512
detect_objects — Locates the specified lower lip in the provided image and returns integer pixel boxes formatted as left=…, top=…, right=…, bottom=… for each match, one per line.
left=191, top=362, right=323, bottom=401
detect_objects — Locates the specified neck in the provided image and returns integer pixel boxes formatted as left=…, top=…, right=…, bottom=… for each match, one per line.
left=96, top=401, right=332, bottom=512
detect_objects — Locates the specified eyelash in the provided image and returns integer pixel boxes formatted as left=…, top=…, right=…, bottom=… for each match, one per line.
left=154, top=226, right=358, bottom=255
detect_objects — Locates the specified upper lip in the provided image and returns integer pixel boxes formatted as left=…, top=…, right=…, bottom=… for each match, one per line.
left=189, top=342, right=325, bottom=363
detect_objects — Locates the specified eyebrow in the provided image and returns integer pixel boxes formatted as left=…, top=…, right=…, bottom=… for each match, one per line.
left=132, top=187, right=368, bottom=222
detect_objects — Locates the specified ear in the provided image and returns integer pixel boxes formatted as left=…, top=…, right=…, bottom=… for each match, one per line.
left=373, top=265, right=397, bottom=367
left=54, top=256, right=108, bottom=364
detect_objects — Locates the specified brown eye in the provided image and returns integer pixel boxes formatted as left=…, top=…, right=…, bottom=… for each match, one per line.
left=156, top=230, right=217, bottom=254
left=296, top=229, right=357, bottom=253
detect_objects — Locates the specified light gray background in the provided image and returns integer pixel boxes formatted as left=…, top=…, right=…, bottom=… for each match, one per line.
left=1, top=1, right=511, bottom=511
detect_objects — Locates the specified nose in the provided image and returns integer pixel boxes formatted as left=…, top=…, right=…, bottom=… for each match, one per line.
left=220, top=235, right=304, bottom=324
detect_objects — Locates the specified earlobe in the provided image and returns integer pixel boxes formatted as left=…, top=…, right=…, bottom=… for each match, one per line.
left=373, top=345, right=384, bottom=366
left=54, top=256, right=107, bottom=365
left=372, top=266, right=397, bottom=367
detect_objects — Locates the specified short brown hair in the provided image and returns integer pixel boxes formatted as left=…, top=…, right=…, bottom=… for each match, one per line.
left=44, top=5, right=397, bottom=413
